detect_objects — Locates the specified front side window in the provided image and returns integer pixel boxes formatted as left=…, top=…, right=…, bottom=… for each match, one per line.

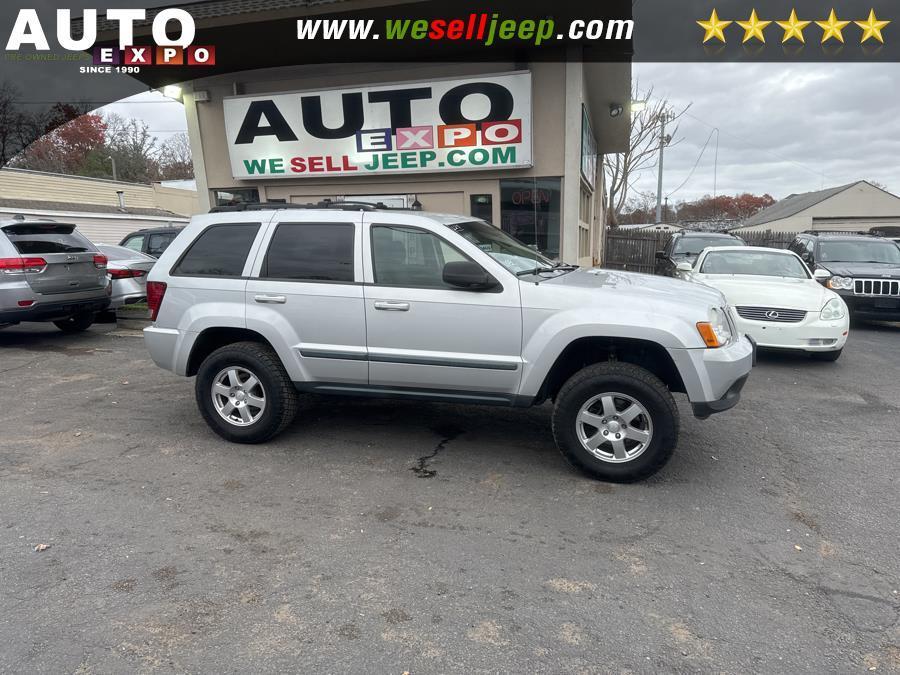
left=818, top=240, right=900, bottom=264
left=700, top=250, right=810, bottom=278
left=445, top=219, right=552, bottom=274
left=371, top=225, right=469, bottom=288
left=262, top=223, right=355, bottom=282
left=173, top=223, right=260, bottom=277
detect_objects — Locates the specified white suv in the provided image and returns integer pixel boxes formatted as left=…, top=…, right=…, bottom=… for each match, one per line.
left=144, top=204, right=754, bottom=482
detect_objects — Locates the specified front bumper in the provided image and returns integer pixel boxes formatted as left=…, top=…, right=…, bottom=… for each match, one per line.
left=840, top=292, right=900, bottom=320
left=668, top=335, right=755, bottom=418
left=733, top=311, right=849, bottom=352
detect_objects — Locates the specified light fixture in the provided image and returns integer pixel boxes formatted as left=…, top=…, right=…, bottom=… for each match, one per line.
left=631, top=100, right=647, bottom=113
left=161, top=84, right=183, bottom=100
left=609, top=103, right=624, bottom=118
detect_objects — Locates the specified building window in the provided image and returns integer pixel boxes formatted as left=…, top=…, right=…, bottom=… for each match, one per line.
left=499, top=178, right=561, bottom=259
left=579, top=184, right=593, bottom=224
left=470, top=194, right=493, bottom=224
left=213, top=188, right=260, bottom=207
left=578, top=225, right=591, bottom=259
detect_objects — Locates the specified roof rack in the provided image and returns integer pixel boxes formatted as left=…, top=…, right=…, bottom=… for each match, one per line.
left=209, top=200, right=405, bottom=214
left=802, top=230, right=875, bottom=236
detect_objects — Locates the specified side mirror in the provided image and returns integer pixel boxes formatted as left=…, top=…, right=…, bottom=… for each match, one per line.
left=676, top=261, right=694, bottom=273
left=813, top=268, right=831, bottom=284
left=655, top=250, right=666, bottom=260
left=443, top=260, right=498, bottom=290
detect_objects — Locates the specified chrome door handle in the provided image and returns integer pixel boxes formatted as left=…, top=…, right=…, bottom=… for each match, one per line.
left=254, top=294, right=286, bottom=304
left=374, top=300, right=410, bottom=311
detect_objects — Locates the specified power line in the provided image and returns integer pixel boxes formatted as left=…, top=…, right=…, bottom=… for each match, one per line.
left=666, top=128, right=716, bottom=199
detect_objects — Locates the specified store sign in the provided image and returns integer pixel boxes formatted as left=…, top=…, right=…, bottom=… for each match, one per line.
left=222, top=72, right=532, bottom=179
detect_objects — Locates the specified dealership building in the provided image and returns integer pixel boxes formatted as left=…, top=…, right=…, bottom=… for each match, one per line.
left=107, top=1, right=632, bottom=265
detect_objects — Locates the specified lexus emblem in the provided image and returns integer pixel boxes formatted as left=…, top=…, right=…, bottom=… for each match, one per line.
left=765, top=310, right=780, bottom=319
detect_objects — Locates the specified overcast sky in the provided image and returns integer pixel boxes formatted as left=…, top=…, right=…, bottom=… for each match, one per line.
left=103, top=62, right=899, bottom=203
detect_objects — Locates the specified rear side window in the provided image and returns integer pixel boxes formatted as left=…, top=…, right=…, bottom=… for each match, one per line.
left=3, top=223, right=93, bottom=254
left=262, top=223, right=355, bottom=282
left=173, top=223, right=259, bottom=277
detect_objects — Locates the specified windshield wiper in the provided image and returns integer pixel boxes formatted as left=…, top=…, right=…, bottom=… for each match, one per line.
left=515, top=263, right=579, bottom=277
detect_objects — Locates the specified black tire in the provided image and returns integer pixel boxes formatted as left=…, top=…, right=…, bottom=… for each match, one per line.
left=811, top=348, right=842, bottom=362
left=551, top=362, right=679, bottom=483
left=53, top=312, right=94, bottom=332
left=195, top=341, right=298, bottom=443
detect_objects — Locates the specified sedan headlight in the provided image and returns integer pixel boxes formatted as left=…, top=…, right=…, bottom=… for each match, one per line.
left=827, top=276, right=853, bottom=291
left=820, top=297, right=846, bottom=321
left=696, top=307, right=733, bottom=348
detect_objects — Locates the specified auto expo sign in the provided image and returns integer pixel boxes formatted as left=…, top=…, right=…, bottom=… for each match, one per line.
left=222, top=72, right=532, bottom=179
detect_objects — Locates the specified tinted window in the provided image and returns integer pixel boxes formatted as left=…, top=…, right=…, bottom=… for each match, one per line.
left=3, top=223, right=93, bottom=254
left=372, top=225, right=469, bottom=288
left=173, top=223, right=259, bottom=277
left=147, top=232, right=175, bottom=257
left=262, top=223, right=354, bottom=282
left=122, top=235, right=144, bottom=252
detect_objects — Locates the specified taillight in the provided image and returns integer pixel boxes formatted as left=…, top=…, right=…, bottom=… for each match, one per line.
left=0, top=257, right=47, bottom=273
left=146, top=281, right=167, bottom=321
left=108, top=268, right=147, bottom=279
left=93, top=254, right=108, bottom=269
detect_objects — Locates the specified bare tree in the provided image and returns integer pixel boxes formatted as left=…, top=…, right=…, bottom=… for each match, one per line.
left=603, top=86, right=689, bottom=226
left=157, top=132, right=194, bottom=180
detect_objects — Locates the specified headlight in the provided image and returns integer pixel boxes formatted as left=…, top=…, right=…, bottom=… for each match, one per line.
left=827, top=276, right=853, bottom=290
left=820, top=297, right=846, bottom=321
left=696, top=306, right=733, bottom=348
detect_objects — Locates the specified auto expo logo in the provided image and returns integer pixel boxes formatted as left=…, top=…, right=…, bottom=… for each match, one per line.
left=4, top=8, right=215, bottom=68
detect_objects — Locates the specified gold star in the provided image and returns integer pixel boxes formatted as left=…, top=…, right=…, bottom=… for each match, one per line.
left=697, top=9, right=732, bottom=43
left=776, top=8, right=812, bottom=43
left=816, top=9, right=851, bottom=43
left=855, top=8, right=890, bottom=43
left=736, top=9, right=772, bottom=43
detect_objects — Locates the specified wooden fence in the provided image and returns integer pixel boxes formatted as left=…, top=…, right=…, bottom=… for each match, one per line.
left=602, top=229, right=797, bottom=274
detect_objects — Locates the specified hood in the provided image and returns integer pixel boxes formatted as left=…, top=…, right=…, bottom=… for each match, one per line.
left=817, top=261, right=900, bottom=278
left=546, top=267, right=725, bottom=306
left=695, top=275, right=830, bottom=311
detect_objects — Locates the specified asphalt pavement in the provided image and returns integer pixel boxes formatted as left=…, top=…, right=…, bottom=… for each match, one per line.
left=1, top=322, right=898, bottom=673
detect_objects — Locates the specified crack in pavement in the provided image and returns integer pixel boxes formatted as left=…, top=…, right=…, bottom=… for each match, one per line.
left=410, top=424, right=464, bottom=478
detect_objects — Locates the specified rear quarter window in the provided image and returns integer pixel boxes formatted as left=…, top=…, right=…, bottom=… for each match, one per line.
left=172, top=223, right=260, bottom=277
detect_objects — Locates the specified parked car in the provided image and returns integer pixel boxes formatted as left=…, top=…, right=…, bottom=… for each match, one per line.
left=788, top=231, right=900, bottom=321
left=0, top=219, right=110, bottom=331
left=143, top=204, right=754, bottom=482
left=96, top=244, right=156, bottom=309
left=655, top=231, right=746, bottom=277
left=120, top=226, right=184, bottom=258
left=678, top=246, right=848, bottom=361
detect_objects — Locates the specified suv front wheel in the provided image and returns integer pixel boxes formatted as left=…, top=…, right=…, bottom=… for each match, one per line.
left=195, top=341, right=299, bottom=443
left=552, top=362, right=679, bottom=482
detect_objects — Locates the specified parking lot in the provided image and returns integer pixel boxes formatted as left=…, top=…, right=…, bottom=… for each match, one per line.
left=2, top=322, right=898, bottom=673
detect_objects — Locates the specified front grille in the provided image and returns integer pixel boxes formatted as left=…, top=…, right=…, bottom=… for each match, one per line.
left=854, top=278, right=900, bottom=296
left=735, top=306, right=807, bottom=323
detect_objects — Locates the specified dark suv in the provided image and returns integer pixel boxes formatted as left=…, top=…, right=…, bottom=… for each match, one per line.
left=789, top=231, right=900, bottom=320
left=120, top=226, right=184, bottom=258
left=655, top=231, right=746, bottom=276
left=0, top=219, right=110, bottom=331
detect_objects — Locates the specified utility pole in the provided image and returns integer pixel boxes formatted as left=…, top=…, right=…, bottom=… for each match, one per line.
left=108, top=156, right=117, bottom=182
left=655, top=111, right=671, bottom=224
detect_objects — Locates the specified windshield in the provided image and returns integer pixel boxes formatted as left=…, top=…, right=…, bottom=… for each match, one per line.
left=818, top=240, right=900, bottom=264
left=700, top=250, right=809, bottom=278
left=445, top=220, right=555, bottom=273
left=673, top=236, right=743, bottom=256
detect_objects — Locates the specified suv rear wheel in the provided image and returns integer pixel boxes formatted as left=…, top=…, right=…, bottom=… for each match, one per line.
left=53, top=312, right=95, bottom=333
left=195, top=341, right=298, bottom=443
left=552, top=362, right=679, bottom=482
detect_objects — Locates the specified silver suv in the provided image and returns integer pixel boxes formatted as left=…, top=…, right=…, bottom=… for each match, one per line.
left=144, top=204, right=754, bottom=482
left=0, top=219, right=111, bottom=332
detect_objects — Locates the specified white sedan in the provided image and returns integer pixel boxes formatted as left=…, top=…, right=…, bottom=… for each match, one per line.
left=678, top=246, right=849, bottom=361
